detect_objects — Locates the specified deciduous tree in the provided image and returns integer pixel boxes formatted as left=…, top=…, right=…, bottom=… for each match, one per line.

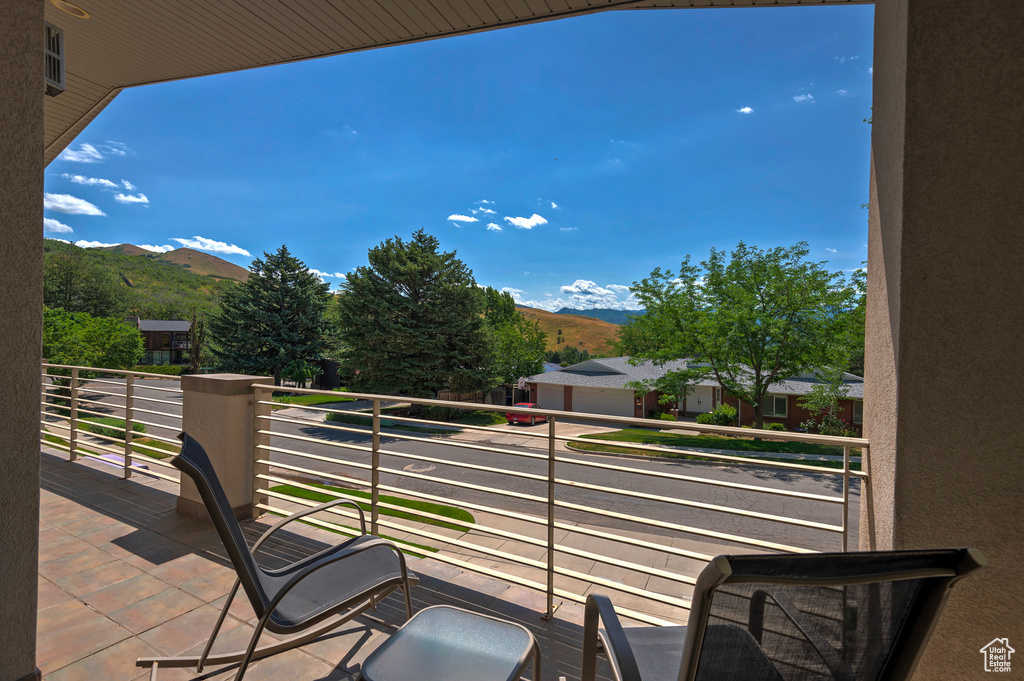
left=209, top=246, right=330, bottom=385
left=623, top=241, right=857, bottom=428
left=43, top=309, right=143, bottom=369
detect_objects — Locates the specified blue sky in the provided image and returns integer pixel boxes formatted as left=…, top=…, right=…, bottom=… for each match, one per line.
left=44, top=5, right=873, bottom=311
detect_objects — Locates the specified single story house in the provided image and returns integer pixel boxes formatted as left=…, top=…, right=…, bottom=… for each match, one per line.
left=526, top=356, right=864, bottom=435
left=126, top=317, right=191, bottom=365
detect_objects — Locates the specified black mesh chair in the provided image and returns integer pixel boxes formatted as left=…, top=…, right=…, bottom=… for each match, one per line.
left=137, top=432, right=417, bottom=681
left=582, top=549, right=985, bottom=681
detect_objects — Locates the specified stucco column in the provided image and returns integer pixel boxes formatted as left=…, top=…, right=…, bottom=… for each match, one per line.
left=864, top=1, right=1024, bottom=678
left=179, top=374, right=273, bottom=520
left=0, top=2, right=45, bottom=679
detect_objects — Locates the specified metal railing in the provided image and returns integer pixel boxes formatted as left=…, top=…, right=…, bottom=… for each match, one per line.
left=36, top=365, right=869, bottom=627
left=40, top=363, right=183, bottom=484
left=251, top=385, right=869, bottom=626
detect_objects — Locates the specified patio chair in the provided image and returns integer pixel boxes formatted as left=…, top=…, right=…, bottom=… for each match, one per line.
left=582, top=548, right=985, bottom=681
left=137, top=432, right=417, bottom=681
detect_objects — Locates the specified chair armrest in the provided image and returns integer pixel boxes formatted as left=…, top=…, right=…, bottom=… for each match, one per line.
left=750, top=588, right=854, bottom=681
left=583, top=594, right=642, bottom=681
left=252, top=498, right=368, bottom=554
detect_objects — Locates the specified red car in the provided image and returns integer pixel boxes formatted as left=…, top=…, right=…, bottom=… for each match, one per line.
left=506, top=402, right=547, bottom=426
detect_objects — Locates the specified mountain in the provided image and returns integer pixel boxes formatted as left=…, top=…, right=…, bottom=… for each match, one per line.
left=555, top=307, right=645, bottom=325
left=516, top=306, right=619, bottom=354
left=154, top=248, right=249, bottom=282
left=97, top=245, right=249, bottom=283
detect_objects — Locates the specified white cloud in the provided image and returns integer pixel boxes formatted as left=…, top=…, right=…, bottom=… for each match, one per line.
left=310, top=268, right=347, bottom=279
left=793, top=94, right=814, bottom=103
left=504, top=214, right=548, bottom=230
left=171, top=236, right=250, bottom=256
left=826, top=248, right=838, bottom=253
left=868, top=66, right=873, bottom=75
left=44, top=193, right=106, bottom=216
left=486, top=223, right=502, bottom=232
left=74, top=240, right=119, bottom=249
left=57, top=143, right=104, bottom=163
left=472, top=207, right=496, bottom=215
left=114, top=192, right=149, bottom=205
left=559, top=227, right=577, bottom=232
left=479, top=199, right=493, bottom=204
left=43, top=217, right=73, bottom=234
left=501, top=287, right=525, bottom=297
left=49, top=238, right=70, bottom=244
left=550, top=202, right=559, bottom=209
left=121, top=180, right=137, bottom=190
left=138, top=244, right=175, bottom=253
left=836, top=89, right=852, bottom=97
left=62, top=174, right=118, bottom=189
left=447, top=214, right=478, bottom=223
left=737, top=106, right=754, bottom=114
left=509, top=279, right=642, bottom=312
left=104, top=141, right=130, bottom=156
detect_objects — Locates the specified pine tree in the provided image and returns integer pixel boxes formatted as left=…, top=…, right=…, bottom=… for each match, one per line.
left=209, top=246, right=330, bottom=385
left=335, top=230, right=493, bottom=397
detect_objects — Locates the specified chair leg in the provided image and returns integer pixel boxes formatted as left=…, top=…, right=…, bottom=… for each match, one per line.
left=233, top=609, right=274, bottom=681
left=198, top=579, right=241, bottom=673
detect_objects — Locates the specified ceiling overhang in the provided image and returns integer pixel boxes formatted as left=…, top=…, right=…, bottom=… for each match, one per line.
left=44, top=0, right=871, bottom=163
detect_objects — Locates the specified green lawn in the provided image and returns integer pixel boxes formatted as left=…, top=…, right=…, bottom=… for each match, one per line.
left=79, top=416, right=146, bottom=440
left=270, top=483, right=474, bottom=532
left=446, top=410, right=507, bottom=427
left=573, top=428, right=861, bottom=470
left=272, top=390, right=355, bottom=409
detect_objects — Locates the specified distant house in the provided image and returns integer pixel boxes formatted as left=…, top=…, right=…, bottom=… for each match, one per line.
left=526, top=356, right=864, bottom=435
left=126, top=317, right=191, bottom=365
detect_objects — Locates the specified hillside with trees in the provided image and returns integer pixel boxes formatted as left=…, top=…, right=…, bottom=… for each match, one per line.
left=44, top=239, right=241, bottom=320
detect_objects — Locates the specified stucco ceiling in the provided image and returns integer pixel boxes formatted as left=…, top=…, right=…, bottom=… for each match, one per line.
left=43, top=0, right=871, bottom=163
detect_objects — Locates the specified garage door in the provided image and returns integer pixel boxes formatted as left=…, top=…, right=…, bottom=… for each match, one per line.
left=688, top=386, right=714, bottom=414
left=536, top=383, right=564, bottom=411
left=572, top=387, right=634, bottom=418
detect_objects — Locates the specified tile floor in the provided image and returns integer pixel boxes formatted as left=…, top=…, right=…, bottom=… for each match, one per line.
left=36, top=447, right=612, bottom=680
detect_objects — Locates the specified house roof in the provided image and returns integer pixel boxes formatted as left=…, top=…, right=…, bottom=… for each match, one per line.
left=43, top=0, right=871, bottom=164
left=138, top=320, right=191, bottom=332
left=528, top=356, right=864, bottom=398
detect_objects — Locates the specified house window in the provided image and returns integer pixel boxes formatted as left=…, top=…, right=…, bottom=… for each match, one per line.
left=853, top=400, right=863, bottom=424
left=161, top=332, right=170, bottom=349
left=761, top=394, right=788, bottom=418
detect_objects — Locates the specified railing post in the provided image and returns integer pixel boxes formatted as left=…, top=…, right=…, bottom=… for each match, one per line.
left=544, top=415, right=557, bottom=619
left=371, top=399, right=381, bottom=536
left=841, top=444, right=850, bottom=552
left=252, top=384, right=271, bottom=518
left=69, top=367, right=79, bottom=461
left=123, top=373, right=135, bottom=478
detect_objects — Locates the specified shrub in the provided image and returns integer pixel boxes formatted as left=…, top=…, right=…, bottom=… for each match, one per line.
left=695, top=403, right=738, bottom=427
left=421, top=405, right=463, bottom=421
left=801, top=414, right=858, bottom=438
left=658, top=412, right=677, bottom=421
left=79, top=417, right=146, bottom=441
left=762, top=422, right=787, bottom=431
left=134, top=365, right=185, bottom=376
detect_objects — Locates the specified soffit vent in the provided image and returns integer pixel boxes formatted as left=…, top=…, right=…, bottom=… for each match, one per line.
left=44, top=22, right=65, bottom=97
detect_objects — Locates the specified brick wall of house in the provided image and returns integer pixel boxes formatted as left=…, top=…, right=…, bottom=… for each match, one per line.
left=722, top=394, right=863, bottom=436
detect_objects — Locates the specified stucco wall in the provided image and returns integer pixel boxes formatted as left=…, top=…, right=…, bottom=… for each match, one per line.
left=866, top=1, right=1024, bottom=677
left=0, top=2, right=44, bottom=678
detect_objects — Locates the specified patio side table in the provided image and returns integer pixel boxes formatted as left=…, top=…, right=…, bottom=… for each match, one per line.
left=359, top=605, right=541, bottom=681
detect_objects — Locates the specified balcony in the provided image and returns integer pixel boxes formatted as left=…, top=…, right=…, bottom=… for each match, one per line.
left=38, top=364, right=868, bottom=678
